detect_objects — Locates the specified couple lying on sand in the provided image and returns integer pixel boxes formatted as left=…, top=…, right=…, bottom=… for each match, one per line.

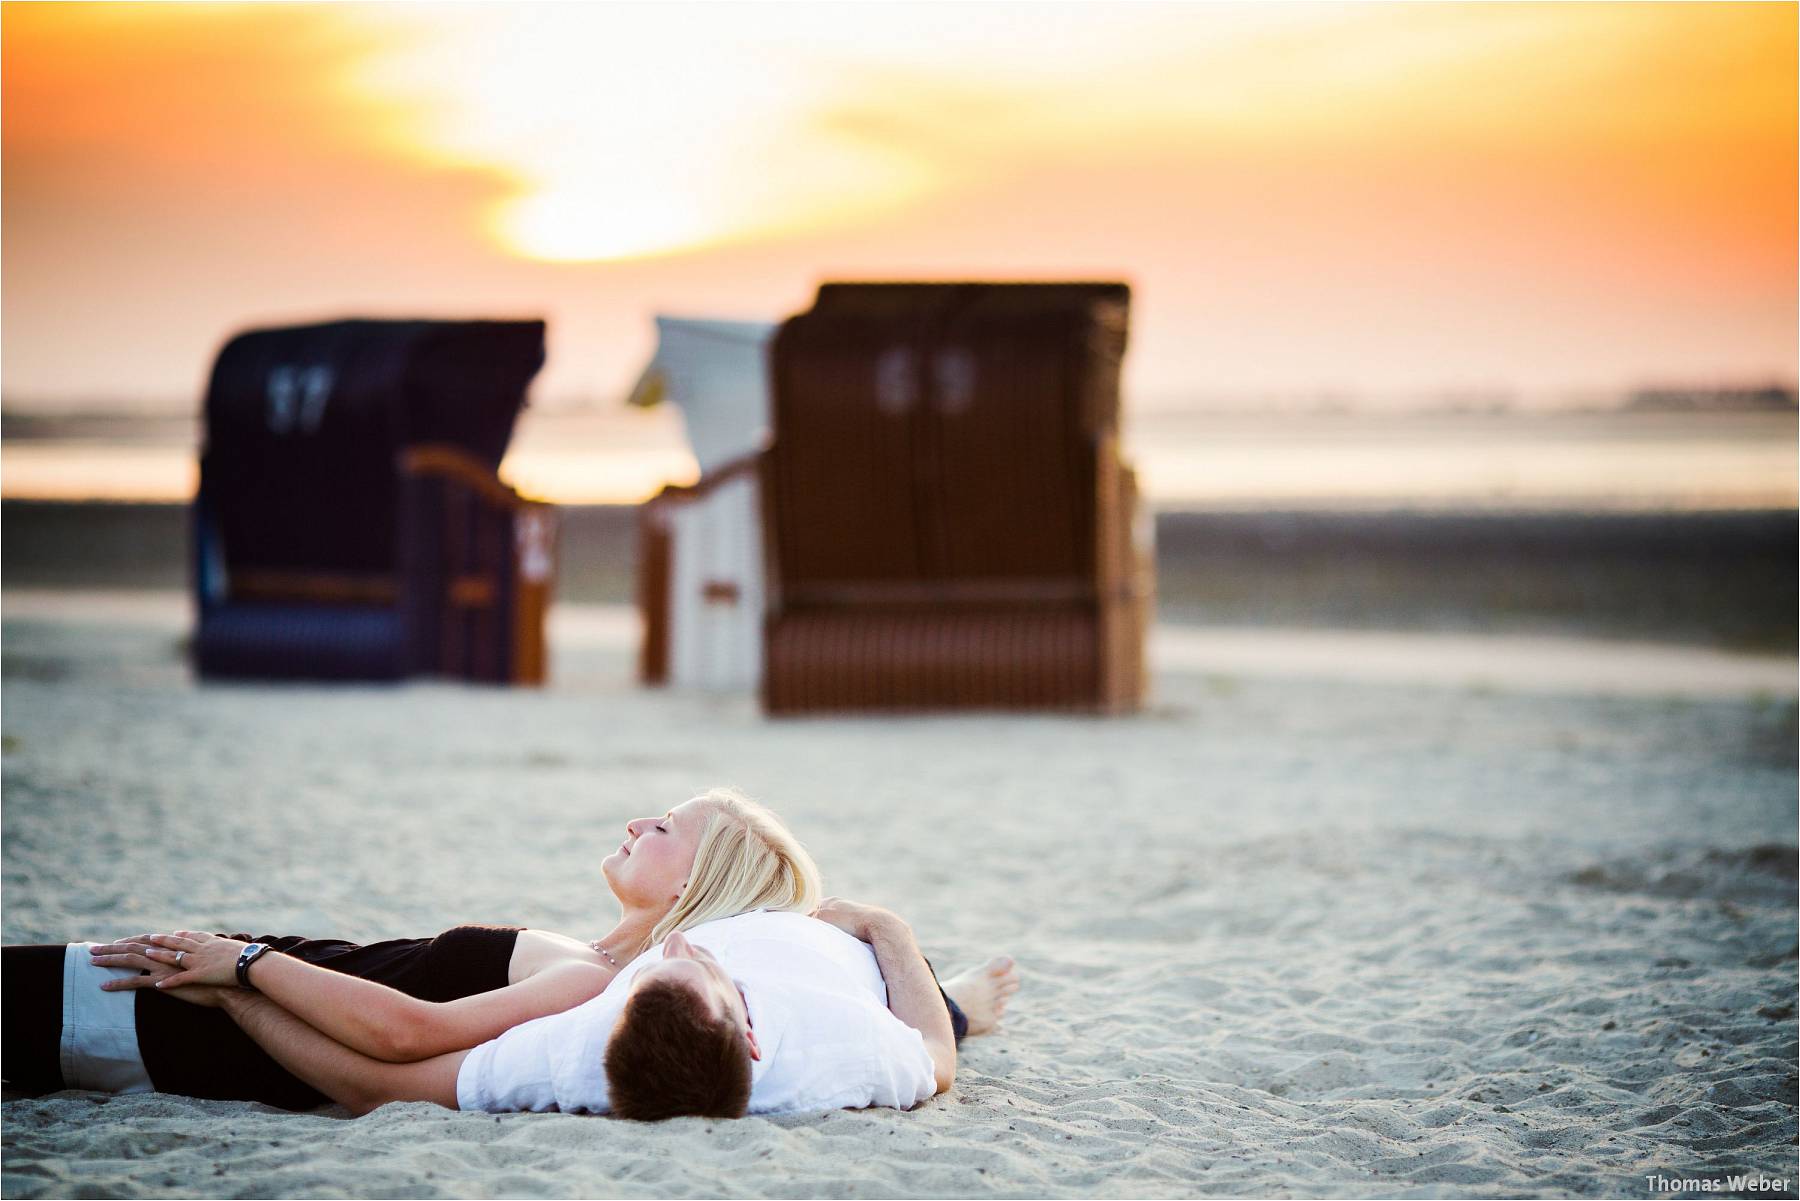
left=2, top=789, right=1019, bottom=1121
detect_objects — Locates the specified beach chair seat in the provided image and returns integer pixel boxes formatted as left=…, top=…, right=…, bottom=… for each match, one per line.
left=189, top=604, right=409, bottom=681
left=762, top=282, right=1152, bottom=713
left=764, top=607, right=1100, bottom=711
left=193, top=319, right=554, bottom=684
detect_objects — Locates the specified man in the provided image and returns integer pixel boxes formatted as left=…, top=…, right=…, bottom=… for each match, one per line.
left=205, top=899, right=961, bottom=1119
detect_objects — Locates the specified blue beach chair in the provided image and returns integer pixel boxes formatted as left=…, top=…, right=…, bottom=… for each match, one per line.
left=193, top=319, right=555, bottom=683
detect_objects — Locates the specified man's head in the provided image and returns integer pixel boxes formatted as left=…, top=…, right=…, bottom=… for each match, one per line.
left=604, top=932, right=760, bottom=1121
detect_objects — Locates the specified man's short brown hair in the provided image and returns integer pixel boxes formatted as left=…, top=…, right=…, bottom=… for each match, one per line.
left=604, top=977, right=753, bottom=1120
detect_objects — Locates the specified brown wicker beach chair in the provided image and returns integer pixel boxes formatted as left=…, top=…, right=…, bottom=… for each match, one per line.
left=762, top=282, right=1152, bottom=713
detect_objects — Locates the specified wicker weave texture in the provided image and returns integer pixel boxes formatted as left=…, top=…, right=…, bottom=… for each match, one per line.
left=763, top=282, right=1150, bottom=714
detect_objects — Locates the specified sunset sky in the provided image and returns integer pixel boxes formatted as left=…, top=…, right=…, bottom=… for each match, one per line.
left=3, top=1, right=1794, bottom=412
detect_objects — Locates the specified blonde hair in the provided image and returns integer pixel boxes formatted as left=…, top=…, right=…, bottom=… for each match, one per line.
left=648, top=788, right=822, bottom=947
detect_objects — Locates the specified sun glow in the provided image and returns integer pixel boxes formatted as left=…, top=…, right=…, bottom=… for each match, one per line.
left=319, top=2, right=1793, bottom=267
left=332, top=4, right=970, bottom=261
left=3, top=2, right=1791, bottom=402
left=498, top=183, right=717, bottom=264
left=326, top=3, right=1389, bottom=263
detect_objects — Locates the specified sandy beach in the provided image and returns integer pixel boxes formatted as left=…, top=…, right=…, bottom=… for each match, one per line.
left=2, top=592, right=1794, bottom=1198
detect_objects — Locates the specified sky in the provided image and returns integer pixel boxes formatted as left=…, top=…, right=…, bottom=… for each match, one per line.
left=2, top=1, right=1795, bottom=413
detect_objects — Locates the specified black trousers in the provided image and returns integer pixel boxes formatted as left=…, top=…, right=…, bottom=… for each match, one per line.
left=2, top=944, right=65, bottom=1094
left=2, top=929, right=519, bottom=1108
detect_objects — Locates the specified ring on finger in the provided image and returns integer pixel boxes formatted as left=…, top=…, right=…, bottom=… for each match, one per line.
left=176, top=951, right=186, bottom=966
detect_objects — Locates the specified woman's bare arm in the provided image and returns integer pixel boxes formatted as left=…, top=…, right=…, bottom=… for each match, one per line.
left=93, top=933, right=610, bottom=1062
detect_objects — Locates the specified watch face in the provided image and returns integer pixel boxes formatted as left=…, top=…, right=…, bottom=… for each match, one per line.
left=237, top=943, right=270, bottom=987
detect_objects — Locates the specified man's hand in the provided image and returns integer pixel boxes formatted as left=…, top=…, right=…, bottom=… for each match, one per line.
left=810, top=897, right=907, bottom=943
left=87, top=932, right=189, bottom=990
left=90, top=930, right=247, bottom=992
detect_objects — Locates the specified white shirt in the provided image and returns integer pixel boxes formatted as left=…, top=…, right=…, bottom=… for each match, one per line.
left=455, top=910, right=939, bottom=1115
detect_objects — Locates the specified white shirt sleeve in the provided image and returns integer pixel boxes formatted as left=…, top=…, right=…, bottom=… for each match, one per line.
left=838, top=1002, right=941, bottom=1111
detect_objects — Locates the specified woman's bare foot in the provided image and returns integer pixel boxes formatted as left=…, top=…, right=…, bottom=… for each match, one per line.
left=941, top=956, right=1020, bottom=1036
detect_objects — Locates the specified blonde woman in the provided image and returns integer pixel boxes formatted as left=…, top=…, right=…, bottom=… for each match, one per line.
left=3, top=789, right=1016, bottom=1106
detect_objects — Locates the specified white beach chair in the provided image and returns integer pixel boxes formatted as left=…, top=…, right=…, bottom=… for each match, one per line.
left=630, top=316, right=776, bottom=691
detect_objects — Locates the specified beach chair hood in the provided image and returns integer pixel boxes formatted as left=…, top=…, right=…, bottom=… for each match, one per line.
left=627, top=315, right=776, bottom=476
left=200, top=318, right=544, bottom=575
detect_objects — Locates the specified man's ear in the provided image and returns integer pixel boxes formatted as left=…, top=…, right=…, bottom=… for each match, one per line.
left=744, top=1028, right=762, bottom=1062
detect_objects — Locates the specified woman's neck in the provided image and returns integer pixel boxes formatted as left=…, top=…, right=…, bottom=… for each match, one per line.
left=593, top=907, right=662, bottom=964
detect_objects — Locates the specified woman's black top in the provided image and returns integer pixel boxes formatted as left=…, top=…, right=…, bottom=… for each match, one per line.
left=136, top=925, right=521, bottom=1110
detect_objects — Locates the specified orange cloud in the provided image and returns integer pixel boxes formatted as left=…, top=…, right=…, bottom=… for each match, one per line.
left=1, top=1, right=1791, bottom=406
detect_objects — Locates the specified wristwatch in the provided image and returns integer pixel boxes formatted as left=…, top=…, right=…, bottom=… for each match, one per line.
left=235, top=942, right=274, bottom=989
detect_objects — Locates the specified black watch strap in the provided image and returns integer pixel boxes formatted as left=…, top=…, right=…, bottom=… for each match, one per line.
left=235, top=942, right=273, bottom=989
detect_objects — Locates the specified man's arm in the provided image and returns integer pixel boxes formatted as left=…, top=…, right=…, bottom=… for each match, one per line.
left=215, top=989, right=469, bottom=1116
left=811, top=899, right=956, bottom=1094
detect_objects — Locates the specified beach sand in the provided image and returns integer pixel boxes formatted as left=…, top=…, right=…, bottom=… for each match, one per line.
left=3, top=594, right=1795, bottom=1198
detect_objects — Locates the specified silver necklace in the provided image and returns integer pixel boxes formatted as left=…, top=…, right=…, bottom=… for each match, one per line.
left=590, top=940, right=620, bottom=968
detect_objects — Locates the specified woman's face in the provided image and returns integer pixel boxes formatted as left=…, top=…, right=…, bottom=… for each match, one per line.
left=602, top=798, right=713, bottom=911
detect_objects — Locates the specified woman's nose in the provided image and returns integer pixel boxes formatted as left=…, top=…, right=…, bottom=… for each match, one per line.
left=625, top=818, right=643, bottom=838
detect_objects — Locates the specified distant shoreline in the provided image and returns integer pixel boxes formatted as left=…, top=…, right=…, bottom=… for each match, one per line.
left=4, top=408, right=1795, bottom=508
left=4, top=383, right=1795, bottom=430
left=5, top=501, right=1793, bottom=654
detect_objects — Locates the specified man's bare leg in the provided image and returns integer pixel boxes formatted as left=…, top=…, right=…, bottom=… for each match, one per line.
left=940, top=957, right=1019, bottom=1036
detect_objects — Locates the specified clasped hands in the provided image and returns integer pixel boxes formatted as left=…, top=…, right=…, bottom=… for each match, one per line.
left=88, top=931, right=247, bottom=1007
